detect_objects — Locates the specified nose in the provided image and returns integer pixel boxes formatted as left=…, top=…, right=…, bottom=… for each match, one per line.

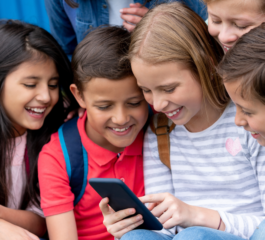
left=112, top=106, right=130, bottom=126
left=36, top=84, right=51, bottom=104
left=234, top=110, right=247, bottom=127
left=152, top=93, right=168, bottom=112
left=218, top=25, right=238, bottom=45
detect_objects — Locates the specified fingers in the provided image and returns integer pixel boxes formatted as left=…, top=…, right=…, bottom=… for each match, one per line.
left=106, top=215, right=144, bottom=239
left=120, top=6, right=148, bottom=17
left=65, top=110, right=76, bottom=122
left=158, top=209, right=177, bottom=228
left=99, top=198, right=113, bottom=216
left=103, top=207, right=136, bottom=226
left=129, top=3, right=142, bottom=8
left=139, top=193, right=167, bottom=204
left=121, top=14, right=142, bottom=25
left=123, top=21, right=136, bottom=32
left=146, top=202, right=158, bottom=211
left=78, top=108, right=85, bottom=117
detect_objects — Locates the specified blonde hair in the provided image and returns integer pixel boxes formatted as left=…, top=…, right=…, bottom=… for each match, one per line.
left=129, top=2, right=229, bottom=110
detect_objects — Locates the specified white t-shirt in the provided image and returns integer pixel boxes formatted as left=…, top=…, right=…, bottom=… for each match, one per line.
left=144, top=102, right=265, bottom=239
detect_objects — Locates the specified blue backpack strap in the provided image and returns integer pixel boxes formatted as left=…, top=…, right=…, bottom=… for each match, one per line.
left=58, top=117, right=88, bottom=206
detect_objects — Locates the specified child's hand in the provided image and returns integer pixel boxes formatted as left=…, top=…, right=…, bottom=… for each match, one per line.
left=0, top=219, right=39, bottom=240
left=65, top=108, right=85, bottom=122
left=99, top=197, right=143, bottom=239
left=120, top=3, right=149, bottom=32
left=140, top=193, right=195, bottom=229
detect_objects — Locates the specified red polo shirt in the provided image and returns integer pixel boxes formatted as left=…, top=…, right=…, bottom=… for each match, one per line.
left=38, top=114, right=144, bottom=240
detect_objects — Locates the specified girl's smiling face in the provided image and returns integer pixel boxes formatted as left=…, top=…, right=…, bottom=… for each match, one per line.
left=1, top=58, right=59, bottom=136
left=207, top=0, right=265, bottom=53
left=131, top=59, right=222, bottom=133
left=225, top=80, right=265, bottom=146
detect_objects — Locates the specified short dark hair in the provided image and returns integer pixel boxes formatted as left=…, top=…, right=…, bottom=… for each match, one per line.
left=218, top=23, right=265, bottom=104
left=72, top=26, right=133, bottom=92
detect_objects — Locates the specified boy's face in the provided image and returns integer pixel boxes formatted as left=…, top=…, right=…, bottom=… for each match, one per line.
left=207, top=0, right=265, bottom=53
left=71, top=76, right=148, bottom=153
left=225, top=79, right=265, bottom=146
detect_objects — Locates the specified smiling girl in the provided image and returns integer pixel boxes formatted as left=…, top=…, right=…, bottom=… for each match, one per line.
left=218, top=21, right=265, bottom=240
left=99, top=3, right=265, bottom=240
left=0, top=20, right=76, bottom=240
left=204, top=0, right=265, bottom=53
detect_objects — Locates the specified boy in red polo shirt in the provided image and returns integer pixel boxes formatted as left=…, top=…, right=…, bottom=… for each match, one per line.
left=38, top=27, right=149, bottom=240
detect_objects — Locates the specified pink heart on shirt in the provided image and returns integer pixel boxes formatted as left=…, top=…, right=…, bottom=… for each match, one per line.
left=225, top=137, right=242, bottom=156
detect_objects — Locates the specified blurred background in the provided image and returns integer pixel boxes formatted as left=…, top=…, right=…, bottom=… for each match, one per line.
left=0, top=0, right=50, bottom=31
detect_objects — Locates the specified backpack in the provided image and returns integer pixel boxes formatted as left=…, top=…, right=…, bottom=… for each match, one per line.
left=57, top=113, right=175, bottom=203
left=149, top=113, right=176, bottom=169
left=58, top=117, right=88, bottom=206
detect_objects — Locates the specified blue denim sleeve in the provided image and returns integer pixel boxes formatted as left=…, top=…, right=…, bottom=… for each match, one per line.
left=44, top=0, right=77, bottom=57
left=182, top=0, right=208, bottom=20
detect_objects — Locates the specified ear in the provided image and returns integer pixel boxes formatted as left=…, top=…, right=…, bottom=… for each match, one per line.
left=70, top=84, right=87, bottom=109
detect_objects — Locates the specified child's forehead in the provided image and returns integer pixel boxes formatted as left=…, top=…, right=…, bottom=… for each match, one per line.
left=82, top=75, right=142, bottom=100
left=208, top=0, right=261, bottom=14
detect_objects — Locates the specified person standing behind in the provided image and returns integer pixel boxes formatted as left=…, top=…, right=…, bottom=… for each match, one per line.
left=44, top=0, right=207, bottom=58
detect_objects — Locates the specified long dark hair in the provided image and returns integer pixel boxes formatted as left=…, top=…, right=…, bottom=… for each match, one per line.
left=0, top=20, right=78, bottom=209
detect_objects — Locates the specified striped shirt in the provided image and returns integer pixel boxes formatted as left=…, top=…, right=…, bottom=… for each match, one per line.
left=144, top=102, right=265, bottom=239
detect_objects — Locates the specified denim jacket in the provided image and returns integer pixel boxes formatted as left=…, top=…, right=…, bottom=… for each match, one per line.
left=45, top=0, right=207, bottom=57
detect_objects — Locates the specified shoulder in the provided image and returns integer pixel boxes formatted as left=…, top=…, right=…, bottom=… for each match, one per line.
left=38, top=132, right=66, bottom=175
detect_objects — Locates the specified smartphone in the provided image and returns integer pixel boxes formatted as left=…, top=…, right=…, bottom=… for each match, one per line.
left=89, top=178, right=163, bottom=231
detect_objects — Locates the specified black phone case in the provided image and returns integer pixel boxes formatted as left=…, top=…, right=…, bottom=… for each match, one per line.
left=89, top=178, right=163, bottom=231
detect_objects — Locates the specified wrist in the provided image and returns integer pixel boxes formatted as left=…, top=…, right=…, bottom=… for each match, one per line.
left=189, top=205, right=205, bottom=226
left=189, top=206, right=222, bottom=230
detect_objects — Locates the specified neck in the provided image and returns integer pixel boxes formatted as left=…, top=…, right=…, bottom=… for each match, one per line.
left=184, top=101, right=225, bottom=133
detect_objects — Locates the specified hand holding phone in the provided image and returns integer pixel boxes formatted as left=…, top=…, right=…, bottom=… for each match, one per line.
left=89, top=178, right=162, bottom=238
left=99, top=196, right=144, bottom=239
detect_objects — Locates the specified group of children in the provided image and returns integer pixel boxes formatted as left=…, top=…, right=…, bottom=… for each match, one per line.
left=0, top=0, right=265, bottom=240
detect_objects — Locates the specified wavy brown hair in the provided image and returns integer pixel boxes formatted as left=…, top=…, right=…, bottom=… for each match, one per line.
left=128, top=2, right=229, bottom=110
left=218, top=23, right=265, bottom=104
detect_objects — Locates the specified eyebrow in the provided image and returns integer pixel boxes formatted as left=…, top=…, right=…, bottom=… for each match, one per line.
left=22, top=76, right=59, bottom=80
left=236, top=103, right=252, bottom=111
left=158, top=82, right=180, bottom=88
left=208, top=12, right=253, bottom=23
left=138, top=82, right=180, bottom=89
left=94, top=96, right=144, bottom=104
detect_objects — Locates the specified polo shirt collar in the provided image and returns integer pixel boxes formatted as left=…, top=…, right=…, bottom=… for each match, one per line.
left=77, top=113, right=143, bottom=167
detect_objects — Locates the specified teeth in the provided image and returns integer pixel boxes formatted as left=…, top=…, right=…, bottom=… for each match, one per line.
left=166, top=108, right=181, bottom=117
left=251, top=132, right=259, bottom=134
left=112, top=126, right=130, bottom=132
left=25, top=107, right=46, bottom=113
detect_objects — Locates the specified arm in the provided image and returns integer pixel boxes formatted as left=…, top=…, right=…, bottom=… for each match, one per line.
left=0, top=206, right=46, bottom=237
left=38, top=133, right=76, bottom=239
left=46, top=211, right=78, bottom=240
left=44, top=0, right=77, bottom=57
left=0, top=219, right=39, bottom=240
